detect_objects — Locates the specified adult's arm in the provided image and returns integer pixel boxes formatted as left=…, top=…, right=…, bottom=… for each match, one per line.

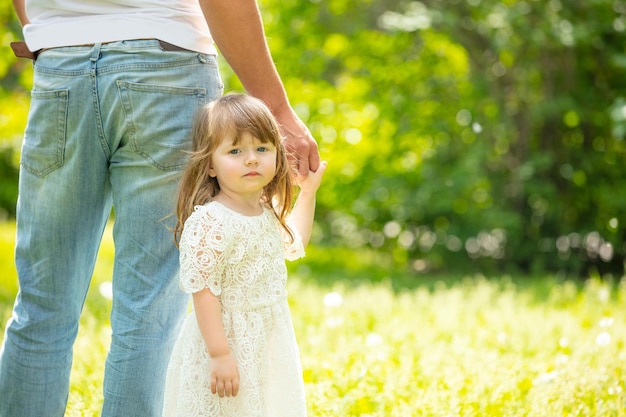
left=12, top=0, right=29, bottom=25
left=198, top=0, right=320, bottom=177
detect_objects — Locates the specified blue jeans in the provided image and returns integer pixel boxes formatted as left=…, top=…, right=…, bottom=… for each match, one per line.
left=0, top=40, right=223, bottom=417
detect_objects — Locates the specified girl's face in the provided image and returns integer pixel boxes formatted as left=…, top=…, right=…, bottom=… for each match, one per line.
left=209, top=131, right=277, bottom=198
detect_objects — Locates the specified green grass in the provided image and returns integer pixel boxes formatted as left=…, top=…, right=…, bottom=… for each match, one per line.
left=1, top=221, right=625, bottom=416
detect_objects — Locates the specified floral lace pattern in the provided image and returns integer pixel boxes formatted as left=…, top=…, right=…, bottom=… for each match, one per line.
left=163, top=201, right=307, bottom=417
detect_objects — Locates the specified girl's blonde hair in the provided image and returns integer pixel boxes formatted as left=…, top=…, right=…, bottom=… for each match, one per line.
left=174, top=93, right=294, bottom=245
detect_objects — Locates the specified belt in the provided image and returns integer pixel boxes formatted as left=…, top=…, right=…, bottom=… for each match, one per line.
left=10, top=40, right=194, bottom=61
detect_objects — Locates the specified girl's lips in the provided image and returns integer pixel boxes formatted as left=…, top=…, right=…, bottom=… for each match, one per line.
left=244, top=171, right=260, bottom=176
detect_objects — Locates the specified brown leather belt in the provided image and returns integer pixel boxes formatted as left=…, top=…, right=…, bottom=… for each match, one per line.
left=10, top=40, right=194, bottom=61
left=10, top=41, right=36, bottom=60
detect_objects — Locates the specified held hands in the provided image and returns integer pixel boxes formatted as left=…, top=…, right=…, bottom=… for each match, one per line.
left=296, top=161, right=327, bottom=194
left=274, top=105, right=321, bottom=178
left=210, top=352, right=240, bottom=398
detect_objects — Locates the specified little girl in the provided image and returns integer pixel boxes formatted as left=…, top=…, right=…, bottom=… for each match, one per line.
left=163, top=93, right=326, bottom=417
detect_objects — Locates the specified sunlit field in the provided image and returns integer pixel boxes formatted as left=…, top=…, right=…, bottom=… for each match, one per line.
left=1, top=222, right=625, bottom=416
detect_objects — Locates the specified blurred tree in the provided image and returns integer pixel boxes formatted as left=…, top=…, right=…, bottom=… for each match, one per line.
left=256, top=0, right=626, bottom=276
left=0, top=3, right=27, bottom=219
left=415, top=0, right=626, bottom=275
left=1, top=0, right=624, bottom=277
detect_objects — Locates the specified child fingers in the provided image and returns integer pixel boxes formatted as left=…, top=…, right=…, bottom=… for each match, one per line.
left=224, top=380, right=234, bottom=397
left=211, top=377, right=240, bottom=397
left=211, top=376, right=220, bottom=396
left=211, top=377, right=227, bottom=397
left=309, top=160, right=327, bottom=182
left=232, top=377, right=240, bottom=397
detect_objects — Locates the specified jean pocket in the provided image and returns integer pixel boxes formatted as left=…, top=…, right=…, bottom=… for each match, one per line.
left=21, top=89, right=69, bottom=177
left=117, top=81, right=208, bottom=171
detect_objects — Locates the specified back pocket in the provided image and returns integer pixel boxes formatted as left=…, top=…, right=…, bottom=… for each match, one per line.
left=21, top=89, right=69, bottom=177
left=117, top=81, right=207, bottom=171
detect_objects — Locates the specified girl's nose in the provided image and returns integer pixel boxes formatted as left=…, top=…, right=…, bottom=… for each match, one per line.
left=245, top=153, right=259, bottom=166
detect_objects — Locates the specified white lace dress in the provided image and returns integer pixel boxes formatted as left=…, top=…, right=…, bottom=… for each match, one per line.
left=163, top=201, right=308, bottom=417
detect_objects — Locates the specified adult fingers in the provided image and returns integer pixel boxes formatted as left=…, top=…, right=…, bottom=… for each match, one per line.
left=284, top=132, right=320, bottom=178
left=307, top=142, right=321, bottom=175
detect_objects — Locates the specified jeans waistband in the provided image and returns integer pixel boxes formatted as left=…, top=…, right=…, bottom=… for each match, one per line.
left=10, top=39, right=194, bottom=61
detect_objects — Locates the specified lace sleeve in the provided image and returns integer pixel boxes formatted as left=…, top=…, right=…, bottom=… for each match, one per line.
left=283, top=221, right=305, bottom=261
left=178, top=206, right=229, bottom=295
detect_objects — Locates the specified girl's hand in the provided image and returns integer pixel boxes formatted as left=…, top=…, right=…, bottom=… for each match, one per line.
left=296, top=160, right=327, bottom=193
left=210, top=353, right=240, bottom=397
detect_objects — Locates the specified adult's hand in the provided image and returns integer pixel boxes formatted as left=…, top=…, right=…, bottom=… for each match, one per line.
left=200, top=0, right=321, bottom=177
left=274, top=104, right=320, bottom=178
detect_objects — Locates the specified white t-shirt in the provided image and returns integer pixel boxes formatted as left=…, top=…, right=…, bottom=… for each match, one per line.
left=23, top=0, right=216, bottom=54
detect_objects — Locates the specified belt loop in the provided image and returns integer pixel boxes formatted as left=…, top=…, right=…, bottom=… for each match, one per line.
left=90, top=43, right=103, bottom=63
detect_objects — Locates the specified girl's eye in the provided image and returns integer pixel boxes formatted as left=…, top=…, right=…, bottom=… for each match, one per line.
left=257, top=147, right=268, bottom=152
left=229, top=149, right=241, bottom=155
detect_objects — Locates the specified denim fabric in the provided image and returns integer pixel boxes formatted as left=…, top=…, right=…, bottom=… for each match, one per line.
left=0, top=39, right=223, bottom=417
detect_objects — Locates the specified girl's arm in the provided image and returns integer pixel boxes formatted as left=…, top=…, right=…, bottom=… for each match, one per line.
left=193, top=289, right=240, bottom=397
left=288, top=161, right=327, bottom=247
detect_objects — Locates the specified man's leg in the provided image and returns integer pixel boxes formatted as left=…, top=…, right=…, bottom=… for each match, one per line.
left=96, top=40, right=223, bottom=416
left=0, top=46, right=112, bottom=417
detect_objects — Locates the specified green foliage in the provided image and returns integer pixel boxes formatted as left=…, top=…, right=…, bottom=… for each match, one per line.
left=0, top=145, right=18, bottom=219
left=0, top=0, right=625, bottom=275
left=2, top=222, right=626, bottom=416
left=0, top=5, right=29, bottom=219
left=0, top=2, right=30, bottom=129
left=255, top=0, right=626, bottom=276
left=415, top=0, right=626, bottom=275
